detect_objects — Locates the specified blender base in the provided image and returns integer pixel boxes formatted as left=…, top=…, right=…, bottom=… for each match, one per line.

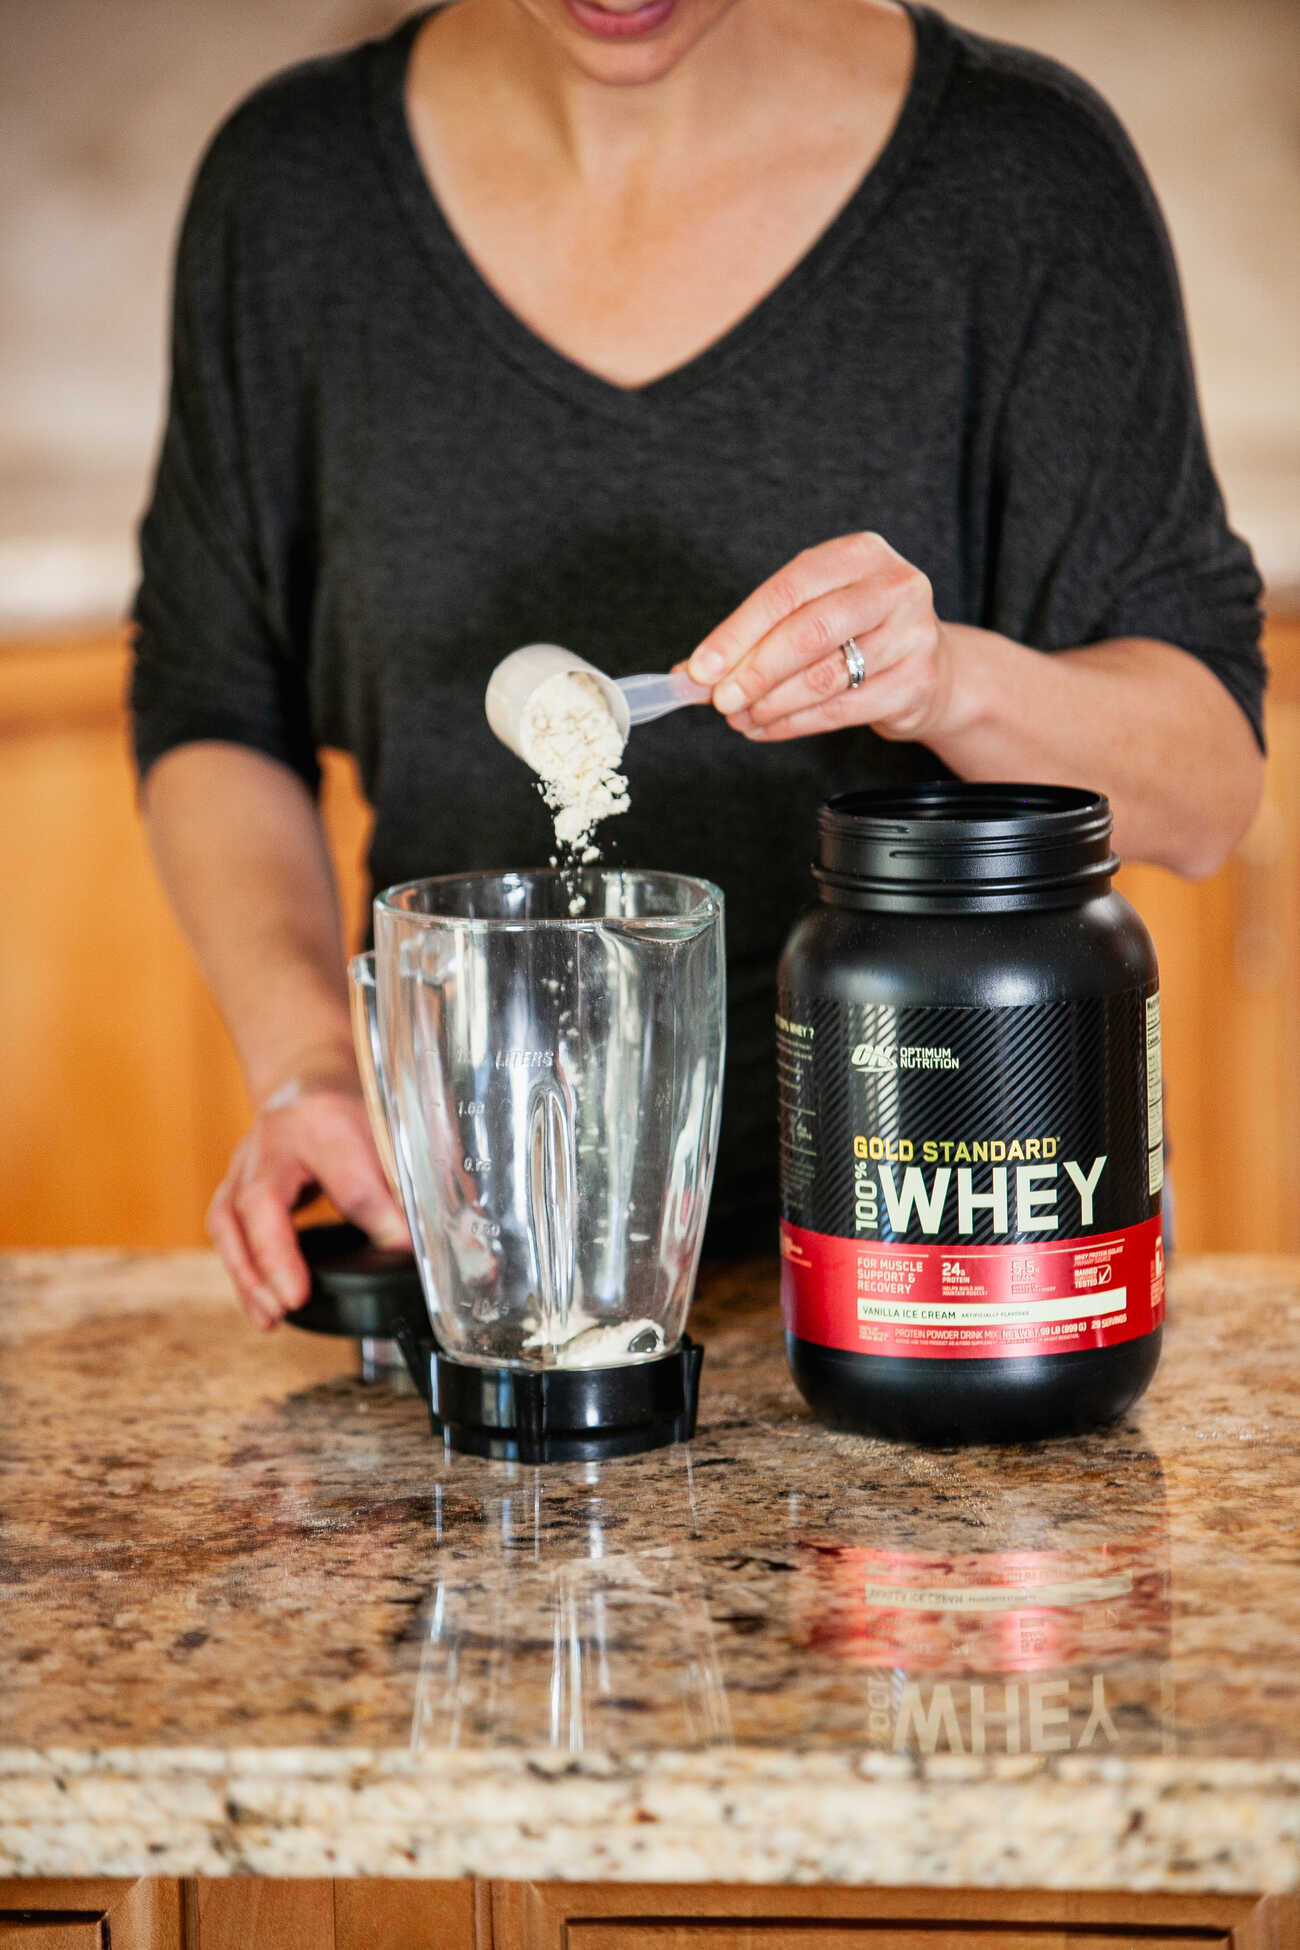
left=398, top=1334, right=705, bottom=1463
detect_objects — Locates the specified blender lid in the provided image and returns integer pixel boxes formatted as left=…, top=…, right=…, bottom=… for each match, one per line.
left=287, top=1220, right=426, bottom=1340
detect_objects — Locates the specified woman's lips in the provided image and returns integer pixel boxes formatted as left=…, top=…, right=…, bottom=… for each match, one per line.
left=561, top=0, right=678, bottom=40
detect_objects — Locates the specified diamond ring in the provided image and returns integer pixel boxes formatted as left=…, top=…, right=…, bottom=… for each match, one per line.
left=841, top=637, right=867, bottom=689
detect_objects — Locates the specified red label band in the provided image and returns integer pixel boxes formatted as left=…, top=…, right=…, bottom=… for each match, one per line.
left=780, top=1215, right=1165, bottom=1359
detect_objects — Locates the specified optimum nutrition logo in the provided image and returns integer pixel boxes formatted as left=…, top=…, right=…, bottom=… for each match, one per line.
left=852, top=1042, right=897, bottom=1073
left=852, top=1043, right=960, bottom=1073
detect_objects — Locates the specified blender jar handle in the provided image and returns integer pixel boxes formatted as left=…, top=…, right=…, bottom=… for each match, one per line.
left=347, top=951, right=404, bottom=1204
left=526, top=1077, right=577, bottom=1351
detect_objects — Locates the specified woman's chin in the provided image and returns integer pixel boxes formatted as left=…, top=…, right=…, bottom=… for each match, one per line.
left=524, top=0, right=740, bottom=83
left=561, top=0, right=681, bottom=41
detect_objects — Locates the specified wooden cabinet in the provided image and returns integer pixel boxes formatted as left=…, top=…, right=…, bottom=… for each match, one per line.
left=0, top=1930, right=103, bottom=1949
left=0, top=629, right=369, bottom=1250
left=490, top=1885, right=1293, bottom=1950
left=1117, top=613, right=1300, bottom=1256
left=0, top=1880, right=180, bottom=1950
left=1, top=1880, right=1292, bottom=1950
left=2, top=618, right=1297, bottom=1254
left=331, top=1878, right=480, bottom=1950
left=190, top=1877, right=477, bottom=1948
left=0, top=1878, right=477, bottom=1950
left=189, top=1880, right=334, bottom=1950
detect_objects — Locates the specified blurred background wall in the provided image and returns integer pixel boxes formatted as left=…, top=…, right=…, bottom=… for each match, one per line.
left=2, top=0, right=1298, bottom=1251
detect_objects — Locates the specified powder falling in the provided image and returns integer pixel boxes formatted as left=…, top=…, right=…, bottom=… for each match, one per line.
left=520, top=669, right=630, bottom=864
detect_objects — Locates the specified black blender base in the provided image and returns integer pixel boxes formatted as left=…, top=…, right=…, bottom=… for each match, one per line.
left=395, top=1328, right=704, bottom=1463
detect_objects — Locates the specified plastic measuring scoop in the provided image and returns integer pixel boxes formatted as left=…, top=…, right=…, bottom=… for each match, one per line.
left=485, top=643, right=711, bottom=763
left=615, top=668, right=713, bottom=725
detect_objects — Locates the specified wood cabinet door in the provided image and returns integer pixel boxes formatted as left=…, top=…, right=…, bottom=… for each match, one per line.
left=0, top=1926, right=103, bottom=1950
left=490, top=1884, right=1293, bottom=1950
left=332, top=1877, right=480, bottom=1950
left=0, top=1879, right=181, bottom=1950
left=562, top=1934, right=1228, bottom=1950
left=191, top=1879, right=333, bottom=1949
left=189, top=1877, right=480, bottom=1950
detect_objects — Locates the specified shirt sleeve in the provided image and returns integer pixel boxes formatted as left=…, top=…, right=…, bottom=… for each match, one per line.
left=128, top=123, right=320, bottom=792
left=983, top=118, right=1266, bottom=750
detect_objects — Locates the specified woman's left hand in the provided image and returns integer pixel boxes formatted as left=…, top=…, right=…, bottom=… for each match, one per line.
left=685, top=531, right=955, bottom=743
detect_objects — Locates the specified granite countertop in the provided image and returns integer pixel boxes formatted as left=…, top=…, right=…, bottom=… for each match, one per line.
left=1, top=1250, right=1297, bottom=1890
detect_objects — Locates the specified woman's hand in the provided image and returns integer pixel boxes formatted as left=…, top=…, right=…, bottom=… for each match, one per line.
left=686, top=531, right=955, bottom=743
left=684, top=530, right=1264, bottom=879
left=206, top=1081, right=410, bottom=1330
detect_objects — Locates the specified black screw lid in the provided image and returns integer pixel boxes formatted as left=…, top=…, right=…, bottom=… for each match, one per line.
left=815, top=782, right=1118, bottom=908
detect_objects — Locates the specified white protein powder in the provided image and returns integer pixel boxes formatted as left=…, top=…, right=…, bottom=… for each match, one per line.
left=519, top=670, right=629, bottom=860
left=522, top=1306, right=667, bottom=1368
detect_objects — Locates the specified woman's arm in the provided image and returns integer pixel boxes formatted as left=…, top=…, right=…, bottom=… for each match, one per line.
left=929, top=627, right=1262, bottom=880
left=686, top=531, right=1264, bottom=879
left=142, top=741, right=408, bottom=1327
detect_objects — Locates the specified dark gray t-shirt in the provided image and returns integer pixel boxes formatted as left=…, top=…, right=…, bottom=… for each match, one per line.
left=130, top=4, right=1265, bottom=1245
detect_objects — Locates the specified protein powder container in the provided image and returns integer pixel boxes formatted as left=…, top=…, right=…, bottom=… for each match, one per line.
left=778, top=783, right=1164, bottom=1444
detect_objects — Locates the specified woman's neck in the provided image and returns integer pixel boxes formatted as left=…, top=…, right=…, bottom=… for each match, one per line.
left=404, top=0, right=915, bottom=388
left=418, top=0, right=909, bottom=188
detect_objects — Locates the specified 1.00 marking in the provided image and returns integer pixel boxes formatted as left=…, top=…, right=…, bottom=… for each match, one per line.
left=457, top=1099, right=485, bottom=1116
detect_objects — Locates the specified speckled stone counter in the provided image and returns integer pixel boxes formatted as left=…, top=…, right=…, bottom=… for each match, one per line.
left=1, top=1251, right=1297, bottom=1890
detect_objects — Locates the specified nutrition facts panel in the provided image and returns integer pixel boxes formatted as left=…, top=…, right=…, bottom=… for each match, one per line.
left=1146, top=994, right=1164, bottom=1197
left=775, top=1010, right=819, bottom=1201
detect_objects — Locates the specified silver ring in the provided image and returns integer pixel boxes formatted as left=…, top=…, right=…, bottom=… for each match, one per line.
left=841, top=636, right=867, bottom=689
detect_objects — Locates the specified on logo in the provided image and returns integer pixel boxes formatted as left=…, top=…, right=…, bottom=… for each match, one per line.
left=852, top=1042, right=897, bottom=1072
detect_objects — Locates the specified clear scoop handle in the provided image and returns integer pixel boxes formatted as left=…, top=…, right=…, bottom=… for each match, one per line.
left=615, top=669, right=712, bottom=726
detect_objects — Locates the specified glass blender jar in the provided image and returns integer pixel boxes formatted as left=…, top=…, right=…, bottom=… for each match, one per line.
left=351, top=867, right=725, bottom=1461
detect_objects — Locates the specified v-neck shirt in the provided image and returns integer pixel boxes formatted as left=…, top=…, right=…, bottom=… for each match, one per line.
left=373, top=5, right=952, bottom=418
left=130, top=4, right=1263, bottom=1241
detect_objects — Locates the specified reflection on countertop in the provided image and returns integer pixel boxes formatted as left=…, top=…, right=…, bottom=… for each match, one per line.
left=0, top=1248, right=1297, bottom=1886
left=407, top=1444, right=1172, bottom=1764
left=789, top=1456, right=1173, bottom=1764
left=413, top=1470, right=733, bottom=1755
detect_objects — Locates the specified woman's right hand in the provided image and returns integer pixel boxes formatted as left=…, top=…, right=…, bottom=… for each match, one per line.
left=206, top=1081, right=411, bottom=1329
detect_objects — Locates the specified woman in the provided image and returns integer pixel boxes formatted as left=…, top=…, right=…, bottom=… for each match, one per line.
left=131, top=0, right=1265, bottom=1327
